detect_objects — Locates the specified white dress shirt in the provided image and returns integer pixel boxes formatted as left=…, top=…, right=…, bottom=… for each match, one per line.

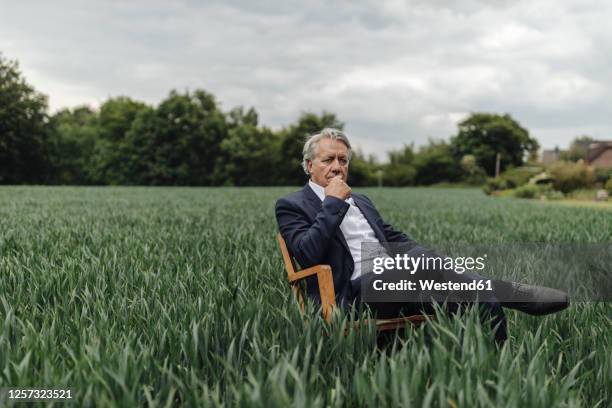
left=308, top=180, right=387, bottom=280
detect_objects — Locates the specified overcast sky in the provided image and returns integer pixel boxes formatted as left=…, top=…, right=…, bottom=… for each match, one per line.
left=1, top=0, right=611, bottom=159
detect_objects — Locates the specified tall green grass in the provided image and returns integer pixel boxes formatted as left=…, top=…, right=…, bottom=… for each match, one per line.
left=0, top=187, right=610, bottom=407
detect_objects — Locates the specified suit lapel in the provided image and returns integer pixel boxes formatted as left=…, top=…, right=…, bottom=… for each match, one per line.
left=352, top=195, right=387, bottom=244
left=302, top=183, right=322, bottom=218
left=302, top=184, right=351, bottom=255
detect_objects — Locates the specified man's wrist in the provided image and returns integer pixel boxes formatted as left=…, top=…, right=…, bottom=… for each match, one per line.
left=326, top=193, right=345, bottom=200
left=322, top=195, right=349, bottom=215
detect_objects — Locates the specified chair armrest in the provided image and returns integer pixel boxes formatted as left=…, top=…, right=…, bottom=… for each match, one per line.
left=288, top=264, right=336, bottom=322
left=287, top=264, right=332, bottom=282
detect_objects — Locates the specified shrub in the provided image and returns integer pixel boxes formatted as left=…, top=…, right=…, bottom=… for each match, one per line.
left=548, top=161, right=596, bottom=193
left=383, top=164, right=416, bottom=186
left=529, top=172, right=554, bottom=185
left=513, top=184, right=541, bottom=199
left=461, top=155, right=487, bottom=185
left=512, top=184, right=561, bottom=200
left=500, top=166, right=543, bottom=188
left=465, top=172, right=487, bottom=186
left=594, top=167, right=612, bottom=184
left=543, top=189, right=564, bottom=200
left=606, top=178, right=612, bottom=194
left=483, top=177, right=508, bottom=195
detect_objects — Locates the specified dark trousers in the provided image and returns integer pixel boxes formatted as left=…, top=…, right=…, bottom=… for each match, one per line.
left=350, top=245, right=508, bottom=345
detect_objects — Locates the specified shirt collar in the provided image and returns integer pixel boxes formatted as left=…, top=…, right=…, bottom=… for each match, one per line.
left=308, top=180, right=353, bottom=204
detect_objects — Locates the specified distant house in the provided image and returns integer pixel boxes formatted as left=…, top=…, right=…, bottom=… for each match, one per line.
left=586, top=141, right=612, bottom=169
left=541, top=147, right=562, bottom=165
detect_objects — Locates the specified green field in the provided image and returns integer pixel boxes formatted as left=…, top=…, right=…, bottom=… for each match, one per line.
left=0, top=187, right=610, bottom=407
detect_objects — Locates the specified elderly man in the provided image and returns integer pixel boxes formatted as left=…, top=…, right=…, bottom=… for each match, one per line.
left=275, top=128, right=569, bottom=344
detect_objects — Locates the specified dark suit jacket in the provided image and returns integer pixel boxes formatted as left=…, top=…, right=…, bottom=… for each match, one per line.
left=275, top=183, right=416, bottom=309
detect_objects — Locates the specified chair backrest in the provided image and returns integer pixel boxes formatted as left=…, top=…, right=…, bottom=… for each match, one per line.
left=277, top=233, right=305, bottom=310
left=277, top=233, right=298, bottom=277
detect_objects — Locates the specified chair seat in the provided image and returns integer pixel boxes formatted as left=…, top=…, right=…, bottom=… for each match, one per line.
left=277, top=233, right=431, bottom=330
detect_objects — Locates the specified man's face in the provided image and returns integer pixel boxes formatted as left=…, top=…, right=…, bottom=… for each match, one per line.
left=307, top=138, right=350, bottom=187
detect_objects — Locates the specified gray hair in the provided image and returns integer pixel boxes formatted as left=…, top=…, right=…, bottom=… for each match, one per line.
left=302, top=128, right=352, bottom=175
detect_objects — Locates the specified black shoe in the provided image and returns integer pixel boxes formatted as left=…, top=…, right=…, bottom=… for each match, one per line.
left=501, top=283, right=569, bottom=316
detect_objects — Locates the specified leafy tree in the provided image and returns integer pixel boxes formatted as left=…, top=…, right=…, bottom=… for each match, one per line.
left=226, top=106, right=258, bottom=128
left=0, top=54, right=49, bottom=183
left=46, top=106, right=99, bottom=184
left=118, top=106, right=159, bottom=184
left=121, top=90, right=227, bottom=185
left=91, top=97, right=148, bottom=184
left=347, top=150, right=376, bottom=187
left=460, top=154, right=487, bottom=185
left=559, top=135, right=594, bottom=162
left=216, top=107, right=281, bottom=186
left=388, top=144, right=415, bottom=166
left=451, top=113, right=539, bottom=176
left=383, top=145, right=416, bottom=186
left=414, top=140, right=462, bottom=185
left=460, top=154, right=477, bottom=173
left=98, top=97, right=149, bottom=142
left=277, top=112, right=344, bottom=185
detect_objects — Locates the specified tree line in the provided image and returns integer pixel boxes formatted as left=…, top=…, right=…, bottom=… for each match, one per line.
left=1, top=53, right=539, bottom=186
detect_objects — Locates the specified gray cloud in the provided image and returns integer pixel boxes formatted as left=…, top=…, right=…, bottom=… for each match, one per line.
left=1, top=0, right=611, bottom=159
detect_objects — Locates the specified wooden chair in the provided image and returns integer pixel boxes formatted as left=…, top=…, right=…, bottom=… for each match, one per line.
left=277, top=233, right=429, bottom=332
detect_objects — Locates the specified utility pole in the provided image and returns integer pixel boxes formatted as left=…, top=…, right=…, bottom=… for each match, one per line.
left=376, top=169, right=383, bottom=187
left=495, top=153, right=501, bottom=178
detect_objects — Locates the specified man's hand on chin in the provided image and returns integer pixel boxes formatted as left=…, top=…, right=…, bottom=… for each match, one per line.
left=325, top=176, right=351, bottom=200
